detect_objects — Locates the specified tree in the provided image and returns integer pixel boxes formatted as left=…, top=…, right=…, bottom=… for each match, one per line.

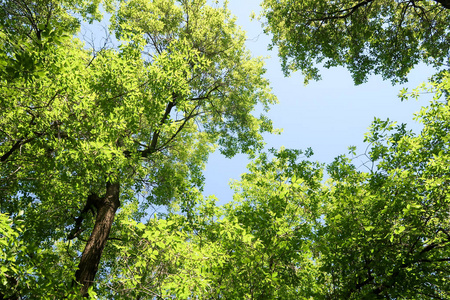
left=137, top=73, right=449, bottom=299
left=318, top=73, right=450, bottom=298
left=99, top=147, right=326, bottom=299
left=0, top=0, right=276, bottom=297
left=3, top=0, right=450, bottom=298
left=203, top=148, right=324, bottom=299
left=260, top=0, right=450, bottom=84
left=201, top=73, right=450, bottom=299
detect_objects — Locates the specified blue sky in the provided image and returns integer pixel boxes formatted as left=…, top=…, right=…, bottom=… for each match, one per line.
left=202, top=0, right=436, bottom=204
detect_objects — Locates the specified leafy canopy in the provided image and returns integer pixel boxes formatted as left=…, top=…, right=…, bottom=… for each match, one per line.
left=261, top=0, right=450, bottom=84
left=2, top=0, right=450, bottom=298
left=0, top=0, right=276, bottom=297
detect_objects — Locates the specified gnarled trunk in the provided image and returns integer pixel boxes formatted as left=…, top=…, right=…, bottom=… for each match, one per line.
left=74, top=182, right=120, bottom=296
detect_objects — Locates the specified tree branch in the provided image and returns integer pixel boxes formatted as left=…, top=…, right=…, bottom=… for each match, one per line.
left=67, top=193, right=101, bottom=240
left=142, top=99, right=176, bottom=157
left=306, top=0, right=375, bottom=22
left=154, top=105, right=200, bottom=153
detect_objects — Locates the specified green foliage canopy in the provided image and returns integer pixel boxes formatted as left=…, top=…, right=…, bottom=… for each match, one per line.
left=1, top=0, right=450, bottom=298
left=261, top=0, right=450, bottom=84
left=98, top=70, right=450, bottom=297
left=0, top=0, right=276, bottom=297
left=113, top=74, right=450, bottom=299
left=319, top=75, right=450, bottom=298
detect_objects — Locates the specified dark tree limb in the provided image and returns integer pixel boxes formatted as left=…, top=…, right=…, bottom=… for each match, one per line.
left=74, top=182, right=120, bottom=296
left=67, top=193, right=101, bottom=240
left=154, top=104, right=200, bottom=153
left=306, top=0, right=375, bottom=22
left=142, top=100, right=176, bottom=157
left=0, top=139, right=24, bottom=162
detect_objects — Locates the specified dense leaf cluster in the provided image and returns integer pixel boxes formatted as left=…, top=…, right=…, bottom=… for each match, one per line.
left=261, top=0, right=450, bottom=84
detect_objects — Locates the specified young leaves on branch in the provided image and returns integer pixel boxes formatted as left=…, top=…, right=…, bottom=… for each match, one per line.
left=261, top=0, right=450, bottom=84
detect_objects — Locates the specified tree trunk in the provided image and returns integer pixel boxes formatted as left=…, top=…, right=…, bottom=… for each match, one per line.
left=74, top=182, right=120, bottom=296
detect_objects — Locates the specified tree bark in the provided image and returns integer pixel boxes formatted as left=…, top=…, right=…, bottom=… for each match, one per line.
left=74, top=182, right=120, bottom=296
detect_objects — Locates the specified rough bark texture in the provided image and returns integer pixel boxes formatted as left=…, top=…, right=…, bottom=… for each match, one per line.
left=74, top=182, right=120, bottom=296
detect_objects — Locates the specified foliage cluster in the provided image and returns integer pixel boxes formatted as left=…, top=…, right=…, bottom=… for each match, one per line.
left=261, top=0, right=450, bottom=84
